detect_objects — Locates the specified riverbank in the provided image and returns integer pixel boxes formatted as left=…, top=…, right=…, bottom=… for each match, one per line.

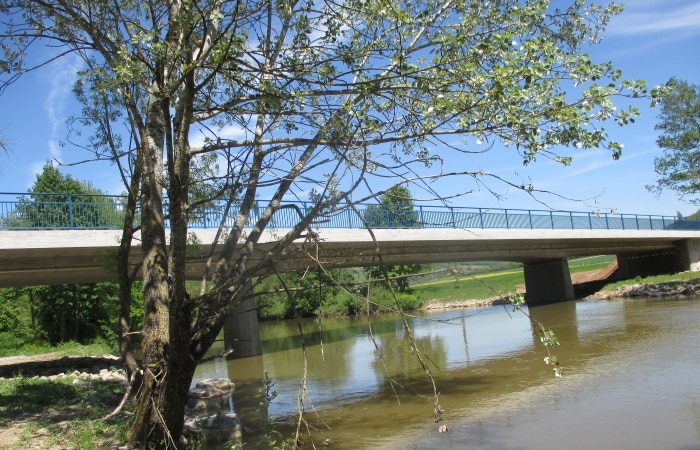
left=593, top=278, right=700, bottom=299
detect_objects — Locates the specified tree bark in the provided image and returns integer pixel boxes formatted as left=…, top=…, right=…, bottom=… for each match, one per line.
left=126, top=90, right=178, bottom=447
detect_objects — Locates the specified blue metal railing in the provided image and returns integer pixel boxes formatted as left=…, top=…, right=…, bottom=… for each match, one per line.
left=1, top=192, right=699, bottom=231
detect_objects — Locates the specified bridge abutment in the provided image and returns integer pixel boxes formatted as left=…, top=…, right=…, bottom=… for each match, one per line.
left=223, top=282, right=262, bottom=359
left=617, top=238, right=700, bottom=279
left=523, top=258, right=575, bottom=307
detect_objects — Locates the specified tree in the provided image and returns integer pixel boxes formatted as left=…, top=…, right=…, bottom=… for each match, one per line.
left=34, top=283, right=121, bottom=344
left=5, top=162, right=124, bottom=228
left=647, top=78, right=700, bottom=204
left=257, top=267, right=359, bottom=318
left=365, top=185, right=420, bottom=228
left=365, top=186, right=423, bottom=292
left=1, top=1, right=652, bottom=447
left=1, top=164, right=141, bottom=349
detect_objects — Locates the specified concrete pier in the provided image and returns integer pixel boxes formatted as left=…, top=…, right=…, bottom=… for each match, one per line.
left=523, top=258, right=575, bottom=307
left=223, top=283, right=262, bottom=359
left=617, top=238, right=700, bottom=279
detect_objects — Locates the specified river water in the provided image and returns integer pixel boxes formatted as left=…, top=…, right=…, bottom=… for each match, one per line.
left=195, top=296, right=700, bottom=449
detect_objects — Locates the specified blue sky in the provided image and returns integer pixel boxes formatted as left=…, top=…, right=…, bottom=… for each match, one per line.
left=0, top=0, right=699, bottom=217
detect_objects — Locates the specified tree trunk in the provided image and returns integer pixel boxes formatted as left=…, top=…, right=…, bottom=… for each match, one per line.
left=126, top=93, right=181, bottom=448
left=30, top=289, right=36, bottom=340
left=116, top=160, right=142, bottom=382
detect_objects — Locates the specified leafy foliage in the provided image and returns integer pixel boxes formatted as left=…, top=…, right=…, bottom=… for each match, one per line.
left=3, top=163, right=124, bottom=228
left=0, top=166, right=143, bottom=351
left=647, top=78, right=700, bottom=204
left=34, top=283, right=120, bottom=345
left=364, top=186, right=419, bottom=229
left=257, top=269, right=361, bottom=319
left=365, top=187, right=424, bottom=292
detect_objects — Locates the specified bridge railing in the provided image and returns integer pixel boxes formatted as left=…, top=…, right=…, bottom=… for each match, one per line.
left=1, top=192, right=699, bottom=231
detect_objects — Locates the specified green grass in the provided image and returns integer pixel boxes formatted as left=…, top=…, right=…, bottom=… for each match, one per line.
left=412, top=269, right=525, bottom=302
left=568, top=255, right=615, bottom=272
left=0, top=375, right=128, bottom=449
left=0, top=339, right=114, bottom=358
left=412, top=255, right=699, bottom=305
left=600, top=271, right=700, bottom=292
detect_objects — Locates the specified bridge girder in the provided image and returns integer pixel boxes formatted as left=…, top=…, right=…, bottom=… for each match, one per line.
left=0, top=228, right=697, bottom=288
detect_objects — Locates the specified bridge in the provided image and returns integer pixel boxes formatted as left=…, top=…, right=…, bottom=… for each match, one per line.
left=2, top=193, right=700, bottom=307
left=3, top=193, right=700, bottom=358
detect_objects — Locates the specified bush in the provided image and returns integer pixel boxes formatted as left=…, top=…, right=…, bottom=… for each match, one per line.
left=363, top=287, right=422, bottom=313
left=319, top=292, right=361, bottom=316
left=0, top=332, right=26, bottom=356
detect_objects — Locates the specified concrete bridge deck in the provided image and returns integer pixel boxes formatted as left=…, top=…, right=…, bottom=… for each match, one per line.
left=1, top=227, right=698, bottom=288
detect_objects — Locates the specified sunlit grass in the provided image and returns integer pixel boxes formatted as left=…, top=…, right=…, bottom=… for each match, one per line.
left=412, top=269, right=525, bottom=302
left=1, top=340, right=114, bottom=359
left=600, top=271, right=700, bottom=292
left=0, top=375, right=128, bottom=449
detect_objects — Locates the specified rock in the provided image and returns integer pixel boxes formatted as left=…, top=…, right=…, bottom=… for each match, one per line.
left=194, top=378, right=235, bottom=396
left=184, top=378, right=240, bottom=445
left=187, top=378, right=235, bottom=413
left=593, top=280, right=700, bottom=300
left=183, top=412, right=242, bottom=445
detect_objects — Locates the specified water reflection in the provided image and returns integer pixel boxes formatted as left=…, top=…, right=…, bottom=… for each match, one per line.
left=196, top=297, right=700, bottom=449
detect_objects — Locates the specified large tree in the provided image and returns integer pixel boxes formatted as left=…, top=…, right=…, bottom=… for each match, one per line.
left=1, top=0, right=651, bottom=447
left=365, top=185, right=423, bottom=292
left=1, top=164, right=140, bottom=347
left=648, top=78, right=700, bottom=205
left=7, top=162, right=123, bottom=228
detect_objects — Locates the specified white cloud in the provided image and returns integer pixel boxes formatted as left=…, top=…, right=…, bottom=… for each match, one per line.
left=43, top=53, right=83, bottom=162
left=609, top=2, right=700, bottom=36
left=189, top=124, right=249, bottom=149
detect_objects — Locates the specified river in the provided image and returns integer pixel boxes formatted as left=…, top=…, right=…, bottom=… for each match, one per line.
left=195, top=296, right=700, bottom=449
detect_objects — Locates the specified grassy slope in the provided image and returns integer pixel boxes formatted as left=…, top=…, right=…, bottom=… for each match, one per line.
left=412, top=255, right=700, bottom=305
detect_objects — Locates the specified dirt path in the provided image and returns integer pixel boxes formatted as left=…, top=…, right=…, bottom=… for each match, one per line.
left=0, top=353, right=121, bottom=378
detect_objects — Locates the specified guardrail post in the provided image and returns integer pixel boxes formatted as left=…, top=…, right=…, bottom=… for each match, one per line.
left=528, top=210, right=533, bottom=229
left=588, top=212, right=593, bottom=230
left=605, top=213, right=609, bottom=230
left=550, top=211, right=554, bottom=229
left=505, top=209, right=509, bottom=229
left=569, top=211, right=574, bottom=229
left=68, top=194, right=74, bottom=229
left=635, top=215, right=640, bottom=230
left=479, top=208, right=484, bottom=228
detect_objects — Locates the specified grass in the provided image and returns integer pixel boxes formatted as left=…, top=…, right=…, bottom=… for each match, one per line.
left=0, top=375, right=128, bottom=449
left=412, top=269, right=524, bottom=302
left=0, top=340, right=114, bottom=359
left=600, top=271, right=700, bottom=292
left=411, top=255, right=692, bottom=305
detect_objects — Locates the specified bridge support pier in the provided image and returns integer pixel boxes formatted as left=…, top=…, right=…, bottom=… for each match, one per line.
left=223, top=282, right=262, bottom=359
left=523, top=258, right=574, bottom=307
left=617, top=238, right=700, bottom=279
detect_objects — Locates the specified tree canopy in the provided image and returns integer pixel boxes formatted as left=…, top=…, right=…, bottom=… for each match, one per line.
left=6, top=163, right=123, bottom=228
left=0, top=0, right=653, bottom=447
left=647, top=78, right=700, bottom=204
left=365, top=185, right=419, bottom=228
left=365, top=186, right=424, bottom=292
